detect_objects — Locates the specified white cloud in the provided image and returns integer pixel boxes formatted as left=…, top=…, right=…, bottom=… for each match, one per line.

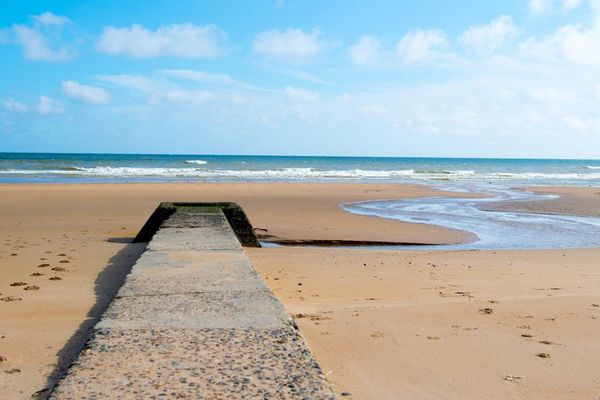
left=38, top=96, right=64, bottom=114
left=27, top=65, right=598, bottom=157
left=562, top=0, right=582, bottom=11
left=561, top=114, right=587, bottom=130
left=284, top=86, right=320, bottom=101
left=147, top=89, right=245, bottom=106
left=32, top=11, right=70, bottom=26
left=590, top=0, right=600, bottom=13
left=529, top=0, right=583, bottom=14
left=12, top=25, right=71, bottom=61
left=3, top=98, right=28, bottom=113
left=519, top=19, right=600, bottom=65
left=348, top=35, right=380, bottom=65
left=161, top=69, right=260, bottom=90
left=62, top=80, right=110, bottom=104
left=253, top=28, right=327, bottom=62
left=148, top=90, right=214, bottom=105
left=396, top=29, right=448, bottom=64
left=95, top=74, right=157, bottom=93
left=275, top=67, right=333, bottom=85
left=530, top=87, right=574, bottom=102
left=529, top=0, right=553, bottom=14
left=92, top=71, right=262, bottom=108
left=97, top=23, right=227, bottom=58
left=460, top=16, right=520, bottom=54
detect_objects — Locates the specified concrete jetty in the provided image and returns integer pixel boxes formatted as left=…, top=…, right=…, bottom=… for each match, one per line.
left=50, top=204, right=336, bottom=399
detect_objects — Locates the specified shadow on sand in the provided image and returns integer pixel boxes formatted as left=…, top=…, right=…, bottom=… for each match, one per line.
left=34, top=238, right=147, bottom=399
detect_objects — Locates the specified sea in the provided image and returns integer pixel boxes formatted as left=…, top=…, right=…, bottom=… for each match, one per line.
left=2, top=153, right=600, bottom=250
left=0, top=153, right=599, bottom=185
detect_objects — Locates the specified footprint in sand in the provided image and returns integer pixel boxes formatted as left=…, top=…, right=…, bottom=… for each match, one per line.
left=48, top=277, right=62, bottom=281
left=536, top=352, right=550, bottom=358
left=37, top=263, right=50, bottom=268
left=59, top=260, right=70, bottom=264
left=503, top=375, right=524, bottom=382
left=539, top=340, right=560, bottom=345
left=1, top=296, right=22, bottom=302
left=23, top=285, right=39, bottom=291
left=4, top=368, right=21, bottom=374
left=9, top=282, right=27, bottom=287
left=30, top=272, right=44, bottom=277
left=51, top=267, right=66, bottom=272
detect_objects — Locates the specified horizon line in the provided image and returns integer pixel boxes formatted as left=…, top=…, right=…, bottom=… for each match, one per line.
left=0, top=151, right=599, bottom=162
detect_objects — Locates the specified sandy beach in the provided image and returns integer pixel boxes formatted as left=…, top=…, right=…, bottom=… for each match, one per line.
left=4, top=1, right=600, bottom=398
left=0, top=183, right=599, bottom=399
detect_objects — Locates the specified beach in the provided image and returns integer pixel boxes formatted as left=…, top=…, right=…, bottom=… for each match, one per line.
left=0, top=183, right=599, bottom=399
left=4, top=0, right=600, bottom=398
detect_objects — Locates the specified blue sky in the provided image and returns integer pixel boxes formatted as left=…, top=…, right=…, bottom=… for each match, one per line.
left=1, top=0, right=600, bottom=158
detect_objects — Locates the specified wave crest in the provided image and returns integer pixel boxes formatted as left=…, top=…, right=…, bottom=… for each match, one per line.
left=1, top=167, right=600, bottom=181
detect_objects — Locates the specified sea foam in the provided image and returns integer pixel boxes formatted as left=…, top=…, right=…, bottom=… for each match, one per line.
left=1, top=166, right=600, bottom=181
left=185, top=160, right=208, bottom=165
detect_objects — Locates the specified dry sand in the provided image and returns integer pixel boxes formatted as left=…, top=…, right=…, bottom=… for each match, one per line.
left=0, top=183, right=598, bottom=399
left=249, top=247, right=600, bottom=400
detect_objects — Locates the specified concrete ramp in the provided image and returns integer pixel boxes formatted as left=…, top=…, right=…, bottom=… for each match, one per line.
left=50, top=206, right=336, bottom=399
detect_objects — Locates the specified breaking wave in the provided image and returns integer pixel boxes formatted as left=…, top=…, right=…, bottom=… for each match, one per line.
left=1, top=166, right=600, bottom=181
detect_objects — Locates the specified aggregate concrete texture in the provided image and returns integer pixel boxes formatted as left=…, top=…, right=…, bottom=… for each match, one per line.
left=50, top=208, right=336, bottom=399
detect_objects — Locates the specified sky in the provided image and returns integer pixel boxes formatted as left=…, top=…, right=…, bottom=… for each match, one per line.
left=1, top=0, right=600, bottom=158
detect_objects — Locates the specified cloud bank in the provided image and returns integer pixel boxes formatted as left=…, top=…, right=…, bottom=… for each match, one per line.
left=253, top=28, right=327, bottom=62
left=62, top=81, right=110, bottom=104
left=97, top=23, right=228, bottom=58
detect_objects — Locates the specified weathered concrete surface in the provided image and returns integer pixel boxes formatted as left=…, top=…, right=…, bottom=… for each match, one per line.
left=96, top=291, right=291, bottom=330
left=149, top=228, right=243, bottom=251
left=117, top=251, right=266, bottom=296
left=50, top=208, right=336, bottom=399
left=52, top=328, right=333, bottom=399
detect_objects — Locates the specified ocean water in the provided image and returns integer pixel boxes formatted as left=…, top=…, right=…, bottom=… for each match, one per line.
left=2, top=153, right=599, bottom=250
left=1, top=153, right=600, bottom=185
left=343, top=185, right=600, bottom=250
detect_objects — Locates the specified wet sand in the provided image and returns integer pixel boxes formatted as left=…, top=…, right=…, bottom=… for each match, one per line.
left=0, top=183, right=599, bottom=399
left=481, top=186, right=600, bottom=217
